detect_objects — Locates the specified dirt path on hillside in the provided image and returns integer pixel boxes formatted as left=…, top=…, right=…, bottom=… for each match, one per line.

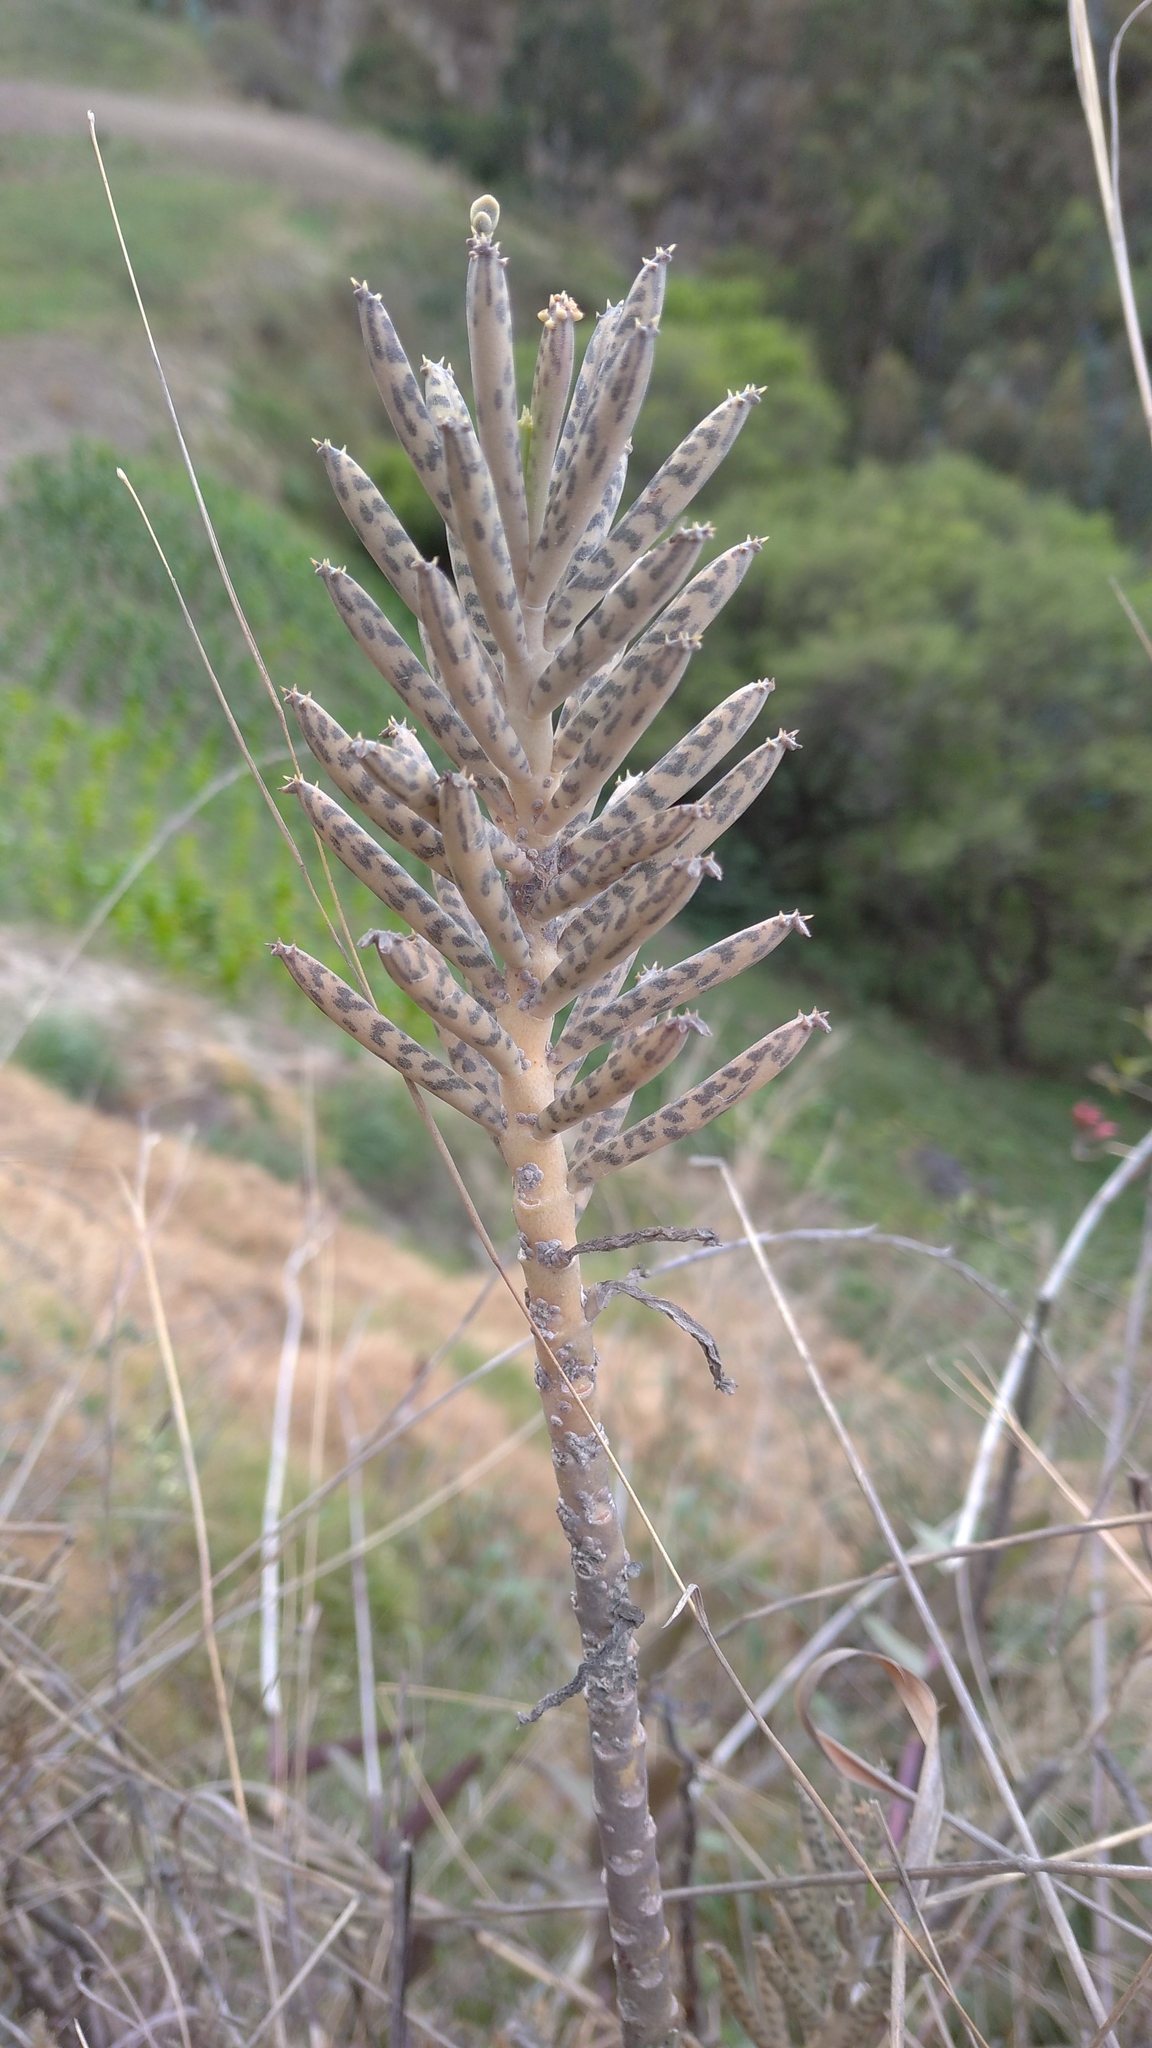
left=0, top=81, right=461, bottom=487
left=0, top=80, right=459, bottom=208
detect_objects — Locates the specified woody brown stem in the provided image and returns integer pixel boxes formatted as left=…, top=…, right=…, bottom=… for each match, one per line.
left=500, top=990, right=675, bottom=2045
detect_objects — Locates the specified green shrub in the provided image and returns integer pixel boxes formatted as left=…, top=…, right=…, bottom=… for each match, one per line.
left=668, top=452, right=1152, bottom=1069
left=15, top=1012, right=122, bottom=1104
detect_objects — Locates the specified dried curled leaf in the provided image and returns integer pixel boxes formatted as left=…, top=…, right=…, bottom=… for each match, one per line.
left=796, top=1649, right=945, bottom=1919
left=583, top=1268, right=735, bottom=1393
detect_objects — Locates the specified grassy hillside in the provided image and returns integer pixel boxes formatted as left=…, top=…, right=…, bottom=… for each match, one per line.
left=0, top=0, right=217, bottom=92
left=0, top=1, right=1146, bottom=1282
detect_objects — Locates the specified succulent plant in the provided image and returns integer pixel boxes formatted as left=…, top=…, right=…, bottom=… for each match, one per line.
left=705, top=1795, right=901, bottom=2048
left=273, top=192, right=826, bottom=2045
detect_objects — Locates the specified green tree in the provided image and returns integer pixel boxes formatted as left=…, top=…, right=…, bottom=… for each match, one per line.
left=682, top=452, right=1152, bottom=1067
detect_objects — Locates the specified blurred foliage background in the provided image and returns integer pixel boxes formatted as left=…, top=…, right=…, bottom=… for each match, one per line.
left=2, top=0, right=1152, bottom=1089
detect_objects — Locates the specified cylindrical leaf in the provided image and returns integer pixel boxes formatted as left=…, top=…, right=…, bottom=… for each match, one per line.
left=595, top=678, right=774, bottom=826
left=568, top=1010, right=830, bottom=1186
left=531, top=856, right=713, bottom=1015
left=416, top=562, right=534, bottom=787
left=434, top=1024, right=504, bottom=1120
left=287, top=691, right=445, bottom=869
left=535, top=1013, right=703, bottom=1136
left=543, top=449, right=631, bottom=655
left=422, top=354, right=471, bottom=427
left=316, top=561, right=494, bottom=780
left=617, top=245, right=673, bottom=328
left=529, top=525, right=709, bottom=714
left=666, top=727, right=800, bottom=857
left=355, top=286, right=455, bottom=531
left=467, top=234, right=530, bottom=589
left=652, top=535, right=763, bottom=643
left=568, top=1093, right=633, bottom=1201
left=439, top=772, right=532, bottom=971
left=448, top=528, right=500, bottom=662
left=441, top=418, right=531, bottom=684
left=271, top=942, right=504, bottom=1132
left=551, top=665, right=629, bottom=768
left=549, top=910, right=810, bottom=1065
left=432, top=868, right=490, bottom=958
left=317, top=443, right=425, bottom=614
left=526, top=292, right=582, bottom=547
left=535, top=804, right=708, bottom=916
left=553, top=952, right=637, bottom=1086
left=358, top=746, right=532, bottom=878
left=544, top=385, right=763, bottom=644
left=552, top=300, right=623, bottom=489
left=548, top=632, right=700, bottom=819
left=290, top=778, right=505, bottom=1001
left=527, top=316, right=658, bottom=607
left=354, top=723, right=440, bottom=819
left=363, top=930, right=524, bottom=1076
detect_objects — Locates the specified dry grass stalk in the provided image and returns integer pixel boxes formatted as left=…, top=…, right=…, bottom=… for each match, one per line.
left=270, top=191, right=826, bottom=2043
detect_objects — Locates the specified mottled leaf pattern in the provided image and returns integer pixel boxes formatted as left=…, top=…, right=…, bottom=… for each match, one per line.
left=362, top=930, right=524, bottom=1075
left=317, top=442, right=425, bottom=613
left=272, top=943, right=503, bottom=1130
left=568, top=1011, right=830, bottom=1186
left=467, top=233, right=530, bottom=589
left=534, top=1015, right=705, bottom=1136
left=285, top=206, right=819, bottom=1263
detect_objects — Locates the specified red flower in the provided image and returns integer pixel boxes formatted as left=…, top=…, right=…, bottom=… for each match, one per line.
left=1096, top=1120, right=1120, bottom=1140
left=1072, top=1101, right=1104, bottom=1129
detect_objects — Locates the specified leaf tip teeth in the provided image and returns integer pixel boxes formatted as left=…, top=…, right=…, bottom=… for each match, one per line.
left=801, top=1008, right=832, bottom=1034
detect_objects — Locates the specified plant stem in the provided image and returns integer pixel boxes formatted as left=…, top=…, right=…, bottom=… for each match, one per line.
left=500, top=976, right=674, bottom=2045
